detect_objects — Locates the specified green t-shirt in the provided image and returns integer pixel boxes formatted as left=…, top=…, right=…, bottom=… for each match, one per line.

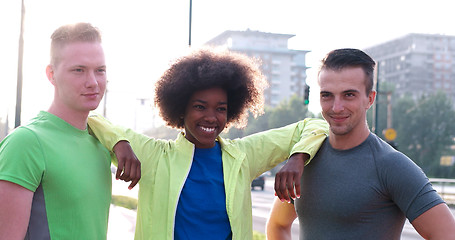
left=0, top=111, right=112, bottom=239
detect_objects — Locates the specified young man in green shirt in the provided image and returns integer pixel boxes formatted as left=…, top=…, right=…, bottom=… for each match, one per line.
left=0, top=22, right=140, bottom=240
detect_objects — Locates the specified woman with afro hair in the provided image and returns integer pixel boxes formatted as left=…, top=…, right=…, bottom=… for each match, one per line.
left=88, top=47, right=328, bottom=240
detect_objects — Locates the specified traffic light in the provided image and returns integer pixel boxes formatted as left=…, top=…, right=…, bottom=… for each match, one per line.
left=303, top=85, right=310, bottom=105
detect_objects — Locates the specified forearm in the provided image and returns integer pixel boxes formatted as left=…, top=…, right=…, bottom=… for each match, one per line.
left=266, top=198, right=297, bottom=240
left=266, top=224, right=292, bottom=240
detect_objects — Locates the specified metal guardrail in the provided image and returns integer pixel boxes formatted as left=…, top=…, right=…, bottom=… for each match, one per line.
left=430, top=178, right=455, bottom=183
left=429, top=178, right=455, bottom=205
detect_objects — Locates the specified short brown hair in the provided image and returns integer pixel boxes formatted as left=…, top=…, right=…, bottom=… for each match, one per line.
left=319, top=48, right=376, bottom=95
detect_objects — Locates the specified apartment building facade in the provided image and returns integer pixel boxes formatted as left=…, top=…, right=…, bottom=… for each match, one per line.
left=364, top=33, right=455, bottom=105
left=205, top=29, right=309, bottom=107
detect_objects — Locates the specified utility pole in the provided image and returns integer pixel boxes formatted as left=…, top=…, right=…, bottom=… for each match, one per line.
left=372, top=62, right=379, bottom=134
left=15, top=0, right=25, bottom=128
left=386, top=92, right=392, bottom=129
left=188, top=0, right=192, bottom=47
left=373, top=62, right=397, bottom=149
left=103, top=84, right=108, bottom=117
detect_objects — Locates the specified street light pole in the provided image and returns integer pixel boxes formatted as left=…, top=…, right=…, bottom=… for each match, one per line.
left=15, top=0, right=25, bottom=128
left=189, top=0, right=192, bottom=47
left=373, top=62, right=380, bottom=134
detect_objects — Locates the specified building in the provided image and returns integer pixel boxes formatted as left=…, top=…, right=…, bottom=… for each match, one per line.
left=205, top=29, right=309, bottom=107
left=364, top=33, right=455, bottom=105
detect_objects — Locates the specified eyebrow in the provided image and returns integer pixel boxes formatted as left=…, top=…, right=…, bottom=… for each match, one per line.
left=71, top=65, right=86, bottom=68
left=320, top=89, right=360, bottom=95
left=192, top=99, right=228, bottom=105
left=343, top=89, right=360, bottom=94
left=71, top=64, right=106, bottom=69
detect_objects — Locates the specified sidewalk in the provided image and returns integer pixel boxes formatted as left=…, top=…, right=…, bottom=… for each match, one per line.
left=108, top=175, right=138, bottom=240
left=108, top=205, right=136, bottom=239
left=107, top=176, right=455, bottom=239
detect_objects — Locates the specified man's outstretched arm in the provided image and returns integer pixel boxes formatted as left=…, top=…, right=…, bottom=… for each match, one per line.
left=113, top=141, right=141, bottom=189
left=274, top=118, right=328, bottom=202
left=274, top=153, right=307, bottom=202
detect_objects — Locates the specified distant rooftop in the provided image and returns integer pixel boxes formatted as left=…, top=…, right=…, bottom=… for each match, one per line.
left=206, top=29, right=295, bottom=45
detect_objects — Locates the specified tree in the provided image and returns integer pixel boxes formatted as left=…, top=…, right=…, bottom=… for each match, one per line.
left=367, top=81, right=395, bottom=135
left=393, top=92, right=455, bottom=177
left=268, top=95, right=315, bottom=129
left=392, top=94, right=416, bottom=151
left=223, top=94, right=316, bottom=139
left=368, top=84, right=455, bottom=178
left=223, top=95, right=317, bottom=175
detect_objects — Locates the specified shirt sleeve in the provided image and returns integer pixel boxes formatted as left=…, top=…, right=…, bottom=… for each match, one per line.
left=289, top=118, right=329, bottom=164
left=0, top=127, right=45, bottom=191
left=234, top=118, right=328, bottom=175
left=87, top=114, right=129, bottom=151
left=87, top=114, right=163, bottom=167
left=379, top=151, right=444, bottom=222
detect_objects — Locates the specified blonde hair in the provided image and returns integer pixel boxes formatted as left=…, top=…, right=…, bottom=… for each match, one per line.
left=50, top=22, right=102, bottom=65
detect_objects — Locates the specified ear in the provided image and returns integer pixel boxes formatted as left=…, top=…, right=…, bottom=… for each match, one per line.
left=46, top=65, right=56, bottom=85
left=366, top=90, right=376, bottom=109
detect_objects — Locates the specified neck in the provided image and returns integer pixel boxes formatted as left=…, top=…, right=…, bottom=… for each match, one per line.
left=47, top=102, right=89, bottom=130
left=328, top=125, right=371, bottom=150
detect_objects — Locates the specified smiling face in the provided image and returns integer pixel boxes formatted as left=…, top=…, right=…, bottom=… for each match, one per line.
left=47, top=41, right=106, bottom=116
left=183, top=87, right=228, bottom=148
left=319, top=67, right=375, bottom=148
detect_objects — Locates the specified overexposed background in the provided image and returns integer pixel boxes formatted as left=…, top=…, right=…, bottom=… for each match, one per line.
left=1, top=0, right=454, bottom=130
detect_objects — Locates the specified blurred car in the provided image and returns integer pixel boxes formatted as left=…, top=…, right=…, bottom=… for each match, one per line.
left=251, top=174, right=265, bottom=191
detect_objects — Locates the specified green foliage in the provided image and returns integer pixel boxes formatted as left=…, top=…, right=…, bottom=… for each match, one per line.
left=372, top=89, right=455, bottom=178
left=394, top=92, right=455, bottom=177
left=367, top=82, right=392, bottom=133
left=224, top=95, right=316, bottom=139
left=244, top=110, right=272, bottom=136
left=111, top=195, right=138, bottom=210
left=253, top=231, right=266, bottom=240
left=269, top=95, right=315, bottom=128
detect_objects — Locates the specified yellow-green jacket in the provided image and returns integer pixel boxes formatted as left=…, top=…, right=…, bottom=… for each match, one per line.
left=88, top=116, right=328, bottom=240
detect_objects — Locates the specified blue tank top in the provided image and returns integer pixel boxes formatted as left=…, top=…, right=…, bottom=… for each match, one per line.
left=174, top=141, right=232, bottom=239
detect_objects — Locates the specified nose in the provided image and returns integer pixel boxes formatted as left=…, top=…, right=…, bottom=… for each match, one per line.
left=332, top=97, right=344, bottom=113
left=204, top=109, right=217, bottom=122
left=85, top=71, right=99, bottom=88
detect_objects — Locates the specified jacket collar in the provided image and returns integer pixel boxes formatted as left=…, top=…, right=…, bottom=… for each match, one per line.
left=175, top=132, right=245, bottom=160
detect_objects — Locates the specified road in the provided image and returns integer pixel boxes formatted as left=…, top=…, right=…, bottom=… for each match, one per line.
left=251, top=178, right=454, bottom=240
left=107, top=176, right=454, bottom=239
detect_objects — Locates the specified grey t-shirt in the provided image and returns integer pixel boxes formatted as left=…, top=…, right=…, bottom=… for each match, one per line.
left=295, top=133, right=444, bottom=240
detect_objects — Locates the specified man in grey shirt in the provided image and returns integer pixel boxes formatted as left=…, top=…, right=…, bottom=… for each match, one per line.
left=267, top=48, right=455, bottom=239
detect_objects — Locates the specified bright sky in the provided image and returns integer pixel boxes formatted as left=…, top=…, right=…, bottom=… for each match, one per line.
left=1, top=0, right=454, bottom=131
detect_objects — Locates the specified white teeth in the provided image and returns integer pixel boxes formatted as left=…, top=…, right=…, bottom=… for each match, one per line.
left=200, top=126, right=215, bottom=132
